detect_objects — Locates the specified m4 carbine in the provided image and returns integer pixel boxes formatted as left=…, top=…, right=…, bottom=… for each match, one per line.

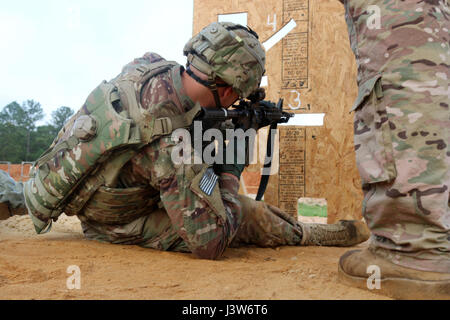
left=198, top=98, right=293, bottom=129
left=197, top=92, right=294, bottom=201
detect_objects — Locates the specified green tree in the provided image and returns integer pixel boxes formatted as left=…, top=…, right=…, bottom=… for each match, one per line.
left=51, top=106, right=74, bottom=133
left=0, top=102, right=23, bottom=163
left=27, top=106, right=75, bottom=160
left=0, top=102, right=77, bottom=163
left=0, top=121, right=25, bottom=163
left=0, top=100, right=44, bottom=162
left=29, top=125, right=56, bottom=161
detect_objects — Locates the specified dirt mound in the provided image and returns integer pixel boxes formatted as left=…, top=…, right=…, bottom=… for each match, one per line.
left=0, top=214, right=82, bottom=238
left=0, top=214, right=388, bottom=300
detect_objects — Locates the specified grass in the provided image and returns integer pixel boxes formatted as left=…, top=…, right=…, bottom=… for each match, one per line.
left=298, top=203, right=327, bottom=217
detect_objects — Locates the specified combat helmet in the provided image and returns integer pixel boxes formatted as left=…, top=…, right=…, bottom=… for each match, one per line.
left=183, top=22, right=266, bottom=106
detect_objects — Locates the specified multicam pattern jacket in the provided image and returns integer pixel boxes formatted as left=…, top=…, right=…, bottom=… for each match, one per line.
left=110, top=53, right=243, bottom=259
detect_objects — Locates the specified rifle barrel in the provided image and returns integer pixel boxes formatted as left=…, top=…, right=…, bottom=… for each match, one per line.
left=199, top=104, right=294, bottom=124
left=200, top=108, right=247, bottom=121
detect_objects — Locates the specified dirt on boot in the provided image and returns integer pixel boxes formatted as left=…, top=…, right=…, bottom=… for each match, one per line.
left=300, top=220, right=370, bottom=247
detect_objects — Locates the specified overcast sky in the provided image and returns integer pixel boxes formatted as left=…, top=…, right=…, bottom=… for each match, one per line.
left=0, top=0, right=194, bottom=123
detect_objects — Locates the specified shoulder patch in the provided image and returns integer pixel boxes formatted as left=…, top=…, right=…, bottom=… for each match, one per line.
left=199, top=167, right=219, bottom=196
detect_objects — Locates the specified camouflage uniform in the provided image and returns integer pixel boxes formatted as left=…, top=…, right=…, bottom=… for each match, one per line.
left=341, top=0, right=450, bottom=272
left=22, top=23, right=369, bottom=258
left=78, top=53, right=304, bottom=259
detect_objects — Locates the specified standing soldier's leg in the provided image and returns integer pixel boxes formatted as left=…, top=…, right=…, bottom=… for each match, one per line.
left=338, top=0, right=450, bottom=298
left=339, top=84, right=450, bottom=298
left=358, top=85, right=449, bottom=272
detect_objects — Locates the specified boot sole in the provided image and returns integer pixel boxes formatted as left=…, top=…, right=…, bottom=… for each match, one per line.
left=338, top=262, right=450, bottom=300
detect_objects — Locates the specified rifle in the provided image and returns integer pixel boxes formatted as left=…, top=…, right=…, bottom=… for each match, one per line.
left=196, top=90, right=295, bottom=201
left=197, top=92, right=293, bottom=128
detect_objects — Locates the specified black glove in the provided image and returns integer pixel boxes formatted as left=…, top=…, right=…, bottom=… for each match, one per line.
left=214, top=136, right=247, bottom=179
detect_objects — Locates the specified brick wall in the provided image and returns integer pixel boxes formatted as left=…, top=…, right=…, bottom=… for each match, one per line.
left=0, top=163, right=32, bottom=182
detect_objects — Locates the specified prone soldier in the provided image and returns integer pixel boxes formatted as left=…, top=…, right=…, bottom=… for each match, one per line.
left=22, top=22, right=370, bottom=259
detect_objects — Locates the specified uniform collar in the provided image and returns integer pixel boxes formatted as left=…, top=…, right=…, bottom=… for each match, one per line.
left=171, top=65, right=195, bottom=112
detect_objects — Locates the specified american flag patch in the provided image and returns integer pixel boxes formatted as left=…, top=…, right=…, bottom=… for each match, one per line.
left=199, top=167, right=219, bottom=196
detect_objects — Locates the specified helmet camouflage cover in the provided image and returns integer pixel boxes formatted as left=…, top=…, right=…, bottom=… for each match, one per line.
left=183, top=22, right=266, bottom=99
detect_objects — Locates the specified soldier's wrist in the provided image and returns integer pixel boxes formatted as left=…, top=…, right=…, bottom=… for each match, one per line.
left=214, top=164, right=244, bottom=179
left=220, top=172, right=240, bottom=184
left=219, top=173, right=240, bottom=195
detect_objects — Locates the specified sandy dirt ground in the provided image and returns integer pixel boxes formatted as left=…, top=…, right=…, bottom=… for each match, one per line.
left=0, top=214, right=390, bottom=300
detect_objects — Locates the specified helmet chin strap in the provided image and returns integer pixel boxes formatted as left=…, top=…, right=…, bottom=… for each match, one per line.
left=186, top=64, right=226, bottom=109
left=208, top=77, right=223, bottom=109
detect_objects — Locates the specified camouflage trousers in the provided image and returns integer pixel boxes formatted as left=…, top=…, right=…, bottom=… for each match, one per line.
left=78, top=194, right=303, bottom=254
left=354, top=80, right=450, bottom=273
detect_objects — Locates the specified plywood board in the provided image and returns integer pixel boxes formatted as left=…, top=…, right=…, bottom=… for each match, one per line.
left=193, top=0, right=364, bottom=223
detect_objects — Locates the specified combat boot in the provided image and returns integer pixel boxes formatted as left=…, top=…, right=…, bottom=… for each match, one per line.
left=0, top=202, right=27, bottom=220
left=338, top=248, right=450, bottom=299
left=0, top=202, right=10, bottom=220
left=300, top=220, right=370, bottom=246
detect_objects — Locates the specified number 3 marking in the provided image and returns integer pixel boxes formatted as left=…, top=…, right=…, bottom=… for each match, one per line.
left=288, top=90, right=301, bottom=110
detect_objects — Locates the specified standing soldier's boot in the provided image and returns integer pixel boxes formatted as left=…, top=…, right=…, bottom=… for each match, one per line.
left=232, top=195, right=370, bottom=247
left=338, top=247, right=450, bottom=299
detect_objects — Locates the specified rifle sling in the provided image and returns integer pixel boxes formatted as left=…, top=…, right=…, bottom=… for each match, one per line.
left=255, top=122, right=277, bottom=201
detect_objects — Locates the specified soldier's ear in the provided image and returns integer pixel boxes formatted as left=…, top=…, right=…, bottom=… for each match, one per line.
left=222, top=86, right=237, bottom=99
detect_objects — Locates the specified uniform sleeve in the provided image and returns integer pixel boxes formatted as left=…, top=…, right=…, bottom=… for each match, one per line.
left=139, top=136, right=244, bottom=260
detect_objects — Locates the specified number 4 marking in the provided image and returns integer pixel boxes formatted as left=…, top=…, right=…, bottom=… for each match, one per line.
left=267, top=14, right=276, bottom=32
